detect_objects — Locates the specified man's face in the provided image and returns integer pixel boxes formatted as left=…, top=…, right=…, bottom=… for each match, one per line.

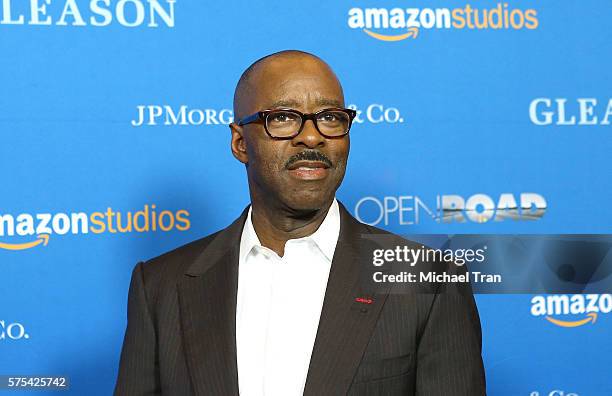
left=231, top=57, right=350, bottom=212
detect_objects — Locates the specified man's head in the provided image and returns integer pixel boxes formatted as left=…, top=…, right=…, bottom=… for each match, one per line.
left=230, top=50, right=351, bottom=213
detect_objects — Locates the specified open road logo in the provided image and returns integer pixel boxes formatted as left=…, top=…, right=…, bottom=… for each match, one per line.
left=348, top=3, right=538, bottom=42
left=531, top=294, right=612, bottom=328
left=355, top=193, right=546, bottom=226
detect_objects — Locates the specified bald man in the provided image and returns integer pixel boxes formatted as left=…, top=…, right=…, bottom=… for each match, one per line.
left=114, top=50, right=486, bottom=396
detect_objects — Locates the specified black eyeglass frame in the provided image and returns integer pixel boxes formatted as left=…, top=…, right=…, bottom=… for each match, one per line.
left=236, top=107, right=357, bottom=139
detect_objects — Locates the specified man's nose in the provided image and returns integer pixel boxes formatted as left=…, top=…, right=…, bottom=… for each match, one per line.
left=292, top=119, right=325, bottom=148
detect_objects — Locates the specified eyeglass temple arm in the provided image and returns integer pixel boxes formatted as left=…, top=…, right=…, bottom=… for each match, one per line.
left=236, top=112, right=262, bottom=126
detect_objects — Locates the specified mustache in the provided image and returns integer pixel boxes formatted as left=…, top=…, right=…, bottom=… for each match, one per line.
left=284, top=150, right=333, bottom=169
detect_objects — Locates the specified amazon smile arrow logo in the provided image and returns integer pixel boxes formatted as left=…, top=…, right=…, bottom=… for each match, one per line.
left=363, top=27, right=419, bottom=42
left=545, top=312, right=597, bottom=328
left=0, top=234, right=50, bottom=251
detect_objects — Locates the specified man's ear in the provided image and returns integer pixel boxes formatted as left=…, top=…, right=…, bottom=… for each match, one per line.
left=229, top=123, right=248, bottom=164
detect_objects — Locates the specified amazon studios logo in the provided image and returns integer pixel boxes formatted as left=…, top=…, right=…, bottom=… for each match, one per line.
left=0, top=0, right=176, bottom=28
left=130, top=103, right=406, bottom=127
left=0, top=204, right=190, bottom=252
left=348, top=3, right=539, bottom=42
left=355, top=193, right=547, bottom=226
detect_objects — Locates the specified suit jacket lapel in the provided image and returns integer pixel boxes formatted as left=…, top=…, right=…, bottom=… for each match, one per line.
left=304, top=203, right=392, bottom=396
left=176, top=202, right=391, bottom=395
left=177, top=207, right=248, bottom=396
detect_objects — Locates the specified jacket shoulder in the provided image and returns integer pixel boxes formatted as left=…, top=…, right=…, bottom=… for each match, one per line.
left=359, top=222, right=394, bottom=236
left=346, top=211, right=410, bottom=242
left=148, top=230, right=221, bottom=270
left=133, top=230, right=222, bottom=298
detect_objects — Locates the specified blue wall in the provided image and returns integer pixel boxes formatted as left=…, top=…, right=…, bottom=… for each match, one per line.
left=1, top=1, right=611, bottom=394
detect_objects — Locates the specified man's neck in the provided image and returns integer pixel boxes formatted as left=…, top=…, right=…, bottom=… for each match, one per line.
left=250, top=199, right=334, bottom=257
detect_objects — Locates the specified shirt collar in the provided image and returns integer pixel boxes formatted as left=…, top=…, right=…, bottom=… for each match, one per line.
left=239, top=198, right=340, bottom=263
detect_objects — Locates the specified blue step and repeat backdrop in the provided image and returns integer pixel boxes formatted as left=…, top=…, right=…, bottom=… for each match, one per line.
left=1, top=1, right=611, bottom=395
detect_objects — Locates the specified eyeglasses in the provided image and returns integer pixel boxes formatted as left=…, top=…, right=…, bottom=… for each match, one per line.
left=236, top=108, right=357, bottom=139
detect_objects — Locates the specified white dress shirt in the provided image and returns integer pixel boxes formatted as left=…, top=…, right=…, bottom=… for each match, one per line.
left=236, top=199, right=340, bottom=396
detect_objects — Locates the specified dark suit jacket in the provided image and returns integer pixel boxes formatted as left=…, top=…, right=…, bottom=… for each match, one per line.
left=115, top=202, right=486, bottom=395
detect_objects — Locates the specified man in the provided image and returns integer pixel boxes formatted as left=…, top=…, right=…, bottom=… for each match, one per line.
left=115, top=50, right=486, bottom=395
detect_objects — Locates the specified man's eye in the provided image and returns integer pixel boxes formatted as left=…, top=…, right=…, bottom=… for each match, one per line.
left=271, top=112, right=296, bottom=123
left=319, top=113, right=338, bottom=122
